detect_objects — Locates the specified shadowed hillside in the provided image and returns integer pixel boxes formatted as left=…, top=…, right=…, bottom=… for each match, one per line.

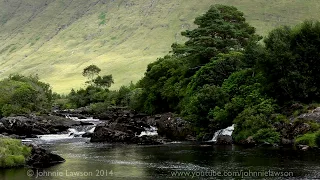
left=1, top=0, right=320, bottom=93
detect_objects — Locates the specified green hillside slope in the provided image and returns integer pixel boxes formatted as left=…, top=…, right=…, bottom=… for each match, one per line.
left=1, top=0, right=320, bottom=93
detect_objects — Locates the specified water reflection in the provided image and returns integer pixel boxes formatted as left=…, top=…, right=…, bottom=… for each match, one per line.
left=1, top=140, right=320, bottom=180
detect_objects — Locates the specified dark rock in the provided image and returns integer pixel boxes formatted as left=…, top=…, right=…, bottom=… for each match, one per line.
left=82, top=132, right=93, bottom=138
left=216, top=135, right=233, bottom=145
left=238, top=136, right=256, bottom=146
left=297, top=107, right=320, bottom=123
left=202, top=133, right=214, bottom=142
left=293, top=123, right=310, bottom=137
left=0, top=115, right=80, bottom=137
left=88, top=108, right=194, bottom=143
left=26, top=144, right=65, bottom=168
left=79, top=121, right=94, bottom=126
left=281, top=138, right=294, bottom=146
left=153, top=113, right=195, bottom=141
left=90, top=125, right=133, bottom=143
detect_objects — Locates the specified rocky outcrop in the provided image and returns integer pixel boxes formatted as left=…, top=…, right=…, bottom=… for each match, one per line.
left=90, top=115, right=162, bottom=145
left=26, top=144, right=65, bottom=168
left=88, top=109, right=195, bottom=143
left=238, top=136, right=256, bottom=147
left=216, top=135, right=233, bottom=145
left=297, top=107, right=320, bottom=122
left=274, top=122, right=311, bottom=142
left=146, top=113, right=194, bottom=141
left=274, top=107, right=320, bottom=146
left=0, top=115, right=80, bottom=137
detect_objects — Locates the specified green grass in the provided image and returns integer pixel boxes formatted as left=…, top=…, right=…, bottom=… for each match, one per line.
left=0, top=137, right=32, bottom=168
left=1, top=0, right=320, bottom=93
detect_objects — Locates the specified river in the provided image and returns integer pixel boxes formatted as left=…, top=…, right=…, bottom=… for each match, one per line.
left=1, top=120, right=320, bottom=180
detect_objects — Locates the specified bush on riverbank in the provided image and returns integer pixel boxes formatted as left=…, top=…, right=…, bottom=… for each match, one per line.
left=0, top=138, right=31, bottom=168
left=295, top=131, right=320, bottom=147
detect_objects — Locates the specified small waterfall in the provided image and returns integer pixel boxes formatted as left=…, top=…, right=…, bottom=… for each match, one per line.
left=208, top=124, right=235, bottom=142
left=36, top=124, right=98, bottom=141
left=138, top=126, right=158, bottom=137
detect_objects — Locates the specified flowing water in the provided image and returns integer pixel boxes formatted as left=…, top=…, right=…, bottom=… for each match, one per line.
left=1, top=123, right=320, bottom=180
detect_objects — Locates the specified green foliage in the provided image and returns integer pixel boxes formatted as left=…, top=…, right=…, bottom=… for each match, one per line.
left=181, top=85, right=228, bottom=129
left=82, top=64, right=101, bottom=81
left=0, top=74, right=53, bottom=117
left=260, top=20, right=320, bottom=103
left=295, top=132, right=317, bottom=147
left=98, top=12, right=106, bottom=25
left=315, top=131, right=320, bottom=147
left=173, top=4, right=258, bottom=65
left=252, top=128, right=280, bottom=144
left=93, top=75, right=114, bottom=89
left=136, top=55, right=187, bottom=114
left=187, top=52, right=244, bottom=92
left=233, top=99, right=277, bottom=142
left=0, top=138, right=32, bottom=168
left=68, top=86, right=109, bottom=108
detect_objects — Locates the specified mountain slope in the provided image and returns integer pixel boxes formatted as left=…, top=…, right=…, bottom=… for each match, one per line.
left=1, top=0, right=320, bottom=93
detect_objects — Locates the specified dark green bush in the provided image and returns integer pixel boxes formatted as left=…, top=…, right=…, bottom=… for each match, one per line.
left=252, top=128, right=280, bottom=144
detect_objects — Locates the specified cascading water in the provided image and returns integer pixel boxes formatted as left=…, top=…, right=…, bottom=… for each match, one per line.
left=208, top=124, right=235, bottom=142
left=65, top=115, right=99, bottom=122
left=138, top=126, right=158, bottom=137
left=35, top=116, right=100, bottom=141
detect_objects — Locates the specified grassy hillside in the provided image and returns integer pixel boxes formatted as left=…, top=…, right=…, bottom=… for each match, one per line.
left=0, top=0, right=320, bottom=93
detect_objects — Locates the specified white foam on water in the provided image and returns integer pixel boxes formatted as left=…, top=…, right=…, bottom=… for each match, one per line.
left=138, top=126, right=158, bottom=137
left=37, top=128, right=85, bottom=141
left=65, top=115, right=99, bottom=122
left=208, top=124, right=235, bottom=142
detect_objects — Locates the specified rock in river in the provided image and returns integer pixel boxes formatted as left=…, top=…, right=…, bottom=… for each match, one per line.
left=26, top=144, right=65, bottom=168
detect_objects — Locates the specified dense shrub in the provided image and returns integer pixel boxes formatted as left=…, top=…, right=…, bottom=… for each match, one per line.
left=0, top=138, right=31, bottom=168
left=295, top=133, right=317, bottom=147
left=0, top=74, right=53, bottom=117
left=315, top=131, right=320, bottom=147
left=252, top=128, right=280, bottom=144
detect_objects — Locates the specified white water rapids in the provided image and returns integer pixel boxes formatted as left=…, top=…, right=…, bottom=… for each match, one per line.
left=28, top=116, right=158, bottom=142
left=208, top=124, right=235, bottom=142
left=138, top=126, right=158, bottom=137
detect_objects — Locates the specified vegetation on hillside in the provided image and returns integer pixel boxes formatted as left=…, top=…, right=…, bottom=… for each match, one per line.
left=1, top=0, right=320, bottom=93
left=1, top=4, right=320, bottom=146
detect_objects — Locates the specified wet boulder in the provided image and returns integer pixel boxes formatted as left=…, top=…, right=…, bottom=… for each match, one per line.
left=0, top=115, right=80, bottom=137
left=216, top=135, right=233, bottom=145
left=26, top=144, right=65, bottom=168
left=148, top=113, right=194, bottom=141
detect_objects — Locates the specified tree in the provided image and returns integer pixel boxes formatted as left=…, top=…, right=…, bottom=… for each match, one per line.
left=172, top=4, right=259, bottom=66
left=260, top=20, right=320, bottom=103
left=187, top=52, right=244, bottom=92
left=93, top=75, right=114, bottom=89
left=0, top=74, right=53, bottom=117
left=82, top=65, right=101, bottom=82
